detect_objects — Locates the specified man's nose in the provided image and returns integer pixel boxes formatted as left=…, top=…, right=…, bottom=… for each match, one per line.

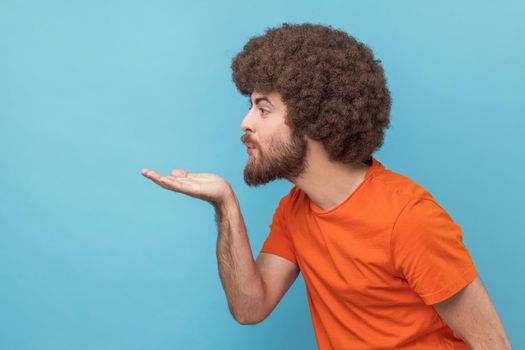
left=240, top=110, right=254, bottom=133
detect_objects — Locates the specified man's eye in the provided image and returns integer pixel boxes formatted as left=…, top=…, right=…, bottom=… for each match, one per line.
left=259, top=108, right=268, bottom=115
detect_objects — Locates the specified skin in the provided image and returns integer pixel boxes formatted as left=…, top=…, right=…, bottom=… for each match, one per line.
left=239, top=90, right=371, bottom=211
left=141, top=90, right=512, bottom=347
left=142, top=90, right=370, bottom=209
left=432, top=276, right=512, bottom=349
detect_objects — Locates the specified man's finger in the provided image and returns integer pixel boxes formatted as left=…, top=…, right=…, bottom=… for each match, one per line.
left=146, top=175, right=168, bottom=188
left=142, top=169, right=172, bottom=188
left=141, top=169, right=190, bottom=193
left=156, top=175, right=189, bottom=191
left=141, top=169, right=164, bottom=181
left=171, top=169, right=189, bottom=177
left=150, top=176, right=181, bottom=191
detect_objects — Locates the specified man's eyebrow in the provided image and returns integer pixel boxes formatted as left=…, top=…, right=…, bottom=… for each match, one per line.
left=250, top=96, right=274, bottom=107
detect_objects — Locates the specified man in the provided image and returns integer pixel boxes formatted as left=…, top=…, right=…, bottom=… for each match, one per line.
left=142, top=23, right=511, bottom=349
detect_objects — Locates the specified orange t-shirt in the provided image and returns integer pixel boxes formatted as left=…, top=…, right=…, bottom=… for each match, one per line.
left=260, top=156, right=477, bottom=349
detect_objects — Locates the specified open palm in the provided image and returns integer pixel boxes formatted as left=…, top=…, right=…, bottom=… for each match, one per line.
left=141, top=168, right=232, bottom=206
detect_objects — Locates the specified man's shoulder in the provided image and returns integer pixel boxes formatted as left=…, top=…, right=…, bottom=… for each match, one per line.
left=372, top=167, right=435, bottom=202
left=365, top=167, right=444, bottom=221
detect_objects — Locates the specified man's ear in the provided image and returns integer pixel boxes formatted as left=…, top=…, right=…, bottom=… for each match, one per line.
left=302, top=133, right=311, bottom=143
left=305, top=136, right=317, bottom=151
left=294, top=130, right=310, bottom=144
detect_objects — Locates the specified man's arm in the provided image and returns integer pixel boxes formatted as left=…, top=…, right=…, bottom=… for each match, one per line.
left=432, top=276, right=512, bottom=349
left=141, top=169, right=299, bottom=325
left=255, top=252, right=300, bottom=319
left=215, top=193, right=299, bottom=325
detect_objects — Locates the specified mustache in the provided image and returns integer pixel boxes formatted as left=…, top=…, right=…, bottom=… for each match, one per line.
left=240, top=134, right=256, bottom=146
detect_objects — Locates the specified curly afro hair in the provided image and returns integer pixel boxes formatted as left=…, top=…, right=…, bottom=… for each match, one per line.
left=231, top=22, right=391, bottom=164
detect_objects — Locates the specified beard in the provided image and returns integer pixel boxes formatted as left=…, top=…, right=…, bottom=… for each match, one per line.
left=243, top=130, right=309, bottom=187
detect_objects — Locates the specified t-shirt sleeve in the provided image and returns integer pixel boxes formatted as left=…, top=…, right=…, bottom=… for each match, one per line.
left=260, top=195, right=298, bottom=266
left=391, top=197, right=478, bottom=305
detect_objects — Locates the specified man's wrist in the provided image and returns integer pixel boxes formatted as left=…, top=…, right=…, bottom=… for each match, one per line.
left=214, top=187, right=238, bottom=212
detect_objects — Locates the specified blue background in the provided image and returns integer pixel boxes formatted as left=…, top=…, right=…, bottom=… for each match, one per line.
left=1, top=1, right=523, bottom=349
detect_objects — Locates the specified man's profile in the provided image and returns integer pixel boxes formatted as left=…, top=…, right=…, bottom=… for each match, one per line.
left=141, top=22, right=511, bottom=349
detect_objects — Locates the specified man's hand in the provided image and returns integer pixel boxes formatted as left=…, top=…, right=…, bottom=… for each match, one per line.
left=141, top=168, right=233, bottom=207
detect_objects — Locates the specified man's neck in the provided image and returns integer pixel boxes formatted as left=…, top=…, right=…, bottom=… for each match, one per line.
left=292, top=143, right=371, bottom=212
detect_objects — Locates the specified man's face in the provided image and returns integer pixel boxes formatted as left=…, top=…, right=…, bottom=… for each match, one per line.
left=240, top=91, right=309, bottom=187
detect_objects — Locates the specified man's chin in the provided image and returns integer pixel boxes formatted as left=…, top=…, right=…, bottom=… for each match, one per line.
left=243, top=176, right=268, bottom=187
left=244, top=166, right=274, bottom=187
